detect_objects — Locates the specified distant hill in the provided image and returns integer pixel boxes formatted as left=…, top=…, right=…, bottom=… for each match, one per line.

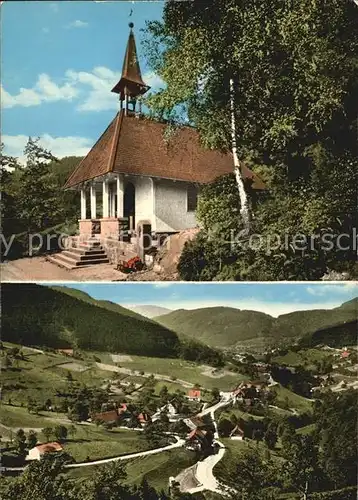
left=154, top=299, right=358, bottom=349
left=124, top=305, right=173, bottom=318
left=2, top=284, right=179, bottom=357
left=154, top=307, right=275, bottom=348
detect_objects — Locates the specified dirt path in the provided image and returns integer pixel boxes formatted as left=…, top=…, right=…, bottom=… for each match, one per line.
left=1, top=257, right=126, bottom=282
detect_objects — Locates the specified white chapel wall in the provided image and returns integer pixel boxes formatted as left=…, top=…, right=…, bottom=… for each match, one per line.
left=129, top=175, right=155, bottom=226
left=154, top=178, right=197, bottom=232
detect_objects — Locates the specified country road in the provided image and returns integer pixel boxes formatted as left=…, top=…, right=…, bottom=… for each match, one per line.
left=182, top=392, right=234, bottom=496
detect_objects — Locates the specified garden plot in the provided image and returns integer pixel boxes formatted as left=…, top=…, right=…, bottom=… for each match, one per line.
left=58, top=362, right=89, bottom=372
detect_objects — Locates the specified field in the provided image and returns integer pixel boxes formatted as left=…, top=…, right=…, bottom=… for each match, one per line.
left=112, top=354, right=243, bottom=391
left=2, top=344, right=111, bottom=407
left=0, top=404, right=68, bottom=430
left=124, top=448, right=197, bottom=491
left=63, top=428, right=150, bottom=462
left=272, top=348, right=333, bottom=369
left=271, top=385, right=313, bottom=413
left=66, top=447, right=197, bottom=490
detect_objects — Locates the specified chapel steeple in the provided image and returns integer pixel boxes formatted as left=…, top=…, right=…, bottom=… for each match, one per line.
left=111, top=22, right=150, bottom=114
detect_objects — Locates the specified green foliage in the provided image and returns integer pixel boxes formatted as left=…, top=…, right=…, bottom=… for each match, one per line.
left=0, top=456, right=174, bottom=500
left=146, top=0, right=357, bottom=164
left=1, top=139, right=82, bottom=259
left=315, top=390, right=357, bottom=489
left=1, top=283, right=179, bottom=358
left=145, top=1, right=358, bottom=281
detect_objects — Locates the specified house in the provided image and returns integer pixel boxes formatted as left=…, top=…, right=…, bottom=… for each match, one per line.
left=137, top=412, right=151, bottom=427
left=341, top=348, right=350, bottom=359
left=26, top=442, right=63, bottom=461
left=185, top=428, right=208, bottom=451
left=117, top=403, right=128, bottom=415
left=62, top=23, right=265, bottom=266
left=230, top=425, right=245, bottom=441
left=92, top=409, right=120, bottom=424
left=187, top=389, right=201, bottom=402
left=57, top=348, right=74, bottom=356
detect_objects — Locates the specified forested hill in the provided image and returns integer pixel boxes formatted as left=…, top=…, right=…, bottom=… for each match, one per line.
left=50, top=286, right=152, bottom=322
left=154, top=307, right=274, bottom=347
left=154, top=299, right=358, bottom=349
left=2, top=284, right=179, bottom=357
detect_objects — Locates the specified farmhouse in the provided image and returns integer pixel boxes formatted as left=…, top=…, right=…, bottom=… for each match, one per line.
left=26, top=442, right=63, bottom=461
left=60, top=23, right=265, bottom=268
left=137, top=412, right=151, bottom=427
left=187, top=389, right=201, bottom=402
left=185, top=428, right=208, bottom=451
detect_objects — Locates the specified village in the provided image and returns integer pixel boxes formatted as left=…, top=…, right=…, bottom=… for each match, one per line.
left=1, top=336, right=357, bottom=497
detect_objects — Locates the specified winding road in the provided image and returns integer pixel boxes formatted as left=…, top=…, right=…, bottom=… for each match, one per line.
left=183, top=392, right=234, bottom=496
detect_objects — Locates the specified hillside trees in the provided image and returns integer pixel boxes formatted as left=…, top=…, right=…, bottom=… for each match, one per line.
left=1, top=284, right=180, bottom=358
left=314, top=390, right=358, bottom=488
left=1, top=140, right=82, bottom=259
left=144, top=0, right=358, bottom=280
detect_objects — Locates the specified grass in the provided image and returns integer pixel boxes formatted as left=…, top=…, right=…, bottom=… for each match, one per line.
left=65, top=447, right=197, bottom=489
left=272, top=385, right=313, bottom=414
left=113, top=354, right=245, bottom=391
left=63, top=428, right=150, bottom=462
left=124, top=448, right=197, bottom=491
left=1, top=348, right=112, bottom=407
left=272, top=348, right=333, bottom=370
left=0, top=404, right=69, bottom=429
left=297, top=423, right=316, bottom=435
left=214, top=437, right=284, bottom=484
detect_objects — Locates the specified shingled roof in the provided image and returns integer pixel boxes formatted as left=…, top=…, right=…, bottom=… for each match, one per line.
left=64, top=110, right=266, bottom=190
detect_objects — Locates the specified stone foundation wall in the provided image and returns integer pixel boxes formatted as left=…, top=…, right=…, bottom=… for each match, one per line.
left=78, top=219, right=93, bottom=238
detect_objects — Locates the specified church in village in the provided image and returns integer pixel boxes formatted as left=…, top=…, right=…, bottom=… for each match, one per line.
left=61, top=23, right=265, bottom=268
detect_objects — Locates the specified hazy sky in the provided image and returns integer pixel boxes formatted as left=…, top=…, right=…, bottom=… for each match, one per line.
left=2, top=1, right=165, bottom=161
left=46, top=282, right=357, bottom=317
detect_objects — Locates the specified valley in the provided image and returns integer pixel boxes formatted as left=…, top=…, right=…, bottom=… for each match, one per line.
left=1, top=284, right=357, bottom=499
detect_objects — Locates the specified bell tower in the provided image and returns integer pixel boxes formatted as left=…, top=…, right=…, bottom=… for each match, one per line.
left=111, top=22, right=150, bottom=115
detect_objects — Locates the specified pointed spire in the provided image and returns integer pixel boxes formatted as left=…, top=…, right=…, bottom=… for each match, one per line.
left=111, top=23, right=150, bottom=103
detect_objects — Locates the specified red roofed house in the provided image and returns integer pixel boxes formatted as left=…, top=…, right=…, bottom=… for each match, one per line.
left=341, top=348, right=350, bottom=359
left=187, top=389, right=201, bottom=402
left=137, top=412, right=151, bottom=427
left=26, top=442, right=63, bottom=461
left=186, top=428, right=208, bottom=451
left=92, top=408, right=123, bottom=424
left=57, top=23, right=265, bottom=268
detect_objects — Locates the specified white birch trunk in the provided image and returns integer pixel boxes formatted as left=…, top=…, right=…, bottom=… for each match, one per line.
left=229, top=78, right=250, bottom=232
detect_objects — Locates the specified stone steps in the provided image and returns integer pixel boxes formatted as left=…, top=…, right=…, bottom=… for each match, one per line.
left=47, top=242, right=109, bottom=270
